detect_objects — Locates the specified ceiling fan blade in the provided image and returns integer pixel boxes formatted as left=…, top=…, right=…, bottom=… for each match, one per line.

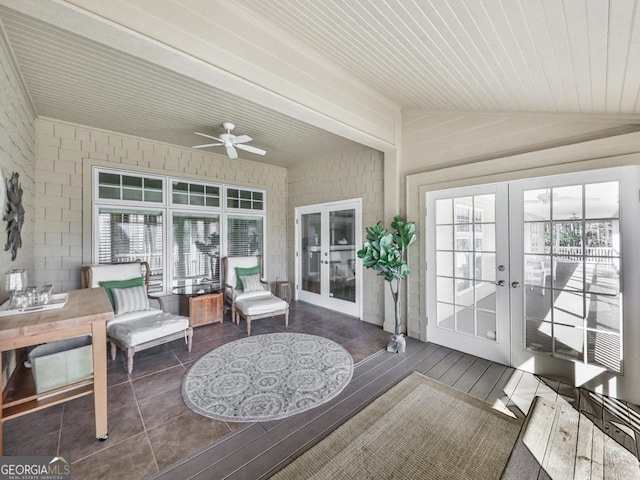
left=194, top=132, right=223, bottom=142
left=236, top=144, right=266, bottom=156
left=226, top=145, right=238, bottom=159
left=233, top=135, right=252, bottom=144
left=192, top=143, right=223, bottom=149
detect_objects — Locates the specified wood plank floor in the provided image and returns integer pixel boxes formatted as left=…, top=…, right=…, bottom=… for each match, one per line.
left=153, top=335, right=640, bottom=480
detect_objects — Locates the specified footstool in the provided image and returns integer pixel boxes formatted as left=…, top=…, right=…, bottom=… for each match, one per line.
left=234, top=295, right=289, bottom=335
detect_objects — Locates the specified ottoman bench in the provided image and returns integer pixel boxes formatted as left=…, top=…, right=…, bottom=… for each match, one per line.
left=235, top=295, right=289, bottom=335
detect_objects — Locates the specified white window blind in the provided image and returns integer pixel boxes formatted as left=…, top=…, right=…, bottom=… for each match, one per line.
left=97, top=208, right=164, bottom=293
left=172, top=213, right=221, bottom=286
left=227, top=215, right=264, bottom=257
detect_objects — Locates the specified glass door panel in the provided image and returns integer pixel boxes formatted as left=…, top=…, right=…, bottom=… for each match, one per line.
left=329, top=209, right=356, bottom=303
left=301, top=212, right=321, bottom=295
left=437, top=194, right=499, bottom=340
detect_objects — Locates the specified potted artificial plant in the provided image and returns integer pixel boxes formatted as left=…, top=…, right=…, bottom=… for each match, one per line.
left=357, top=215, right=417, bottom=353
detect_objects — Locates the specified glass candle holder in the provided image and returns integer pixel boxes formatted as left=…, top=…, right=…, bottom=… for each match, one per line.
left=25, top=286, right=37, bottom=307
left=5, top=269, right=27, bottom=293
left=38, top=285, right=53, bottom=305
left=5, top=269, right=27, bottom=308
left=11, top=291, right=28, bottom=309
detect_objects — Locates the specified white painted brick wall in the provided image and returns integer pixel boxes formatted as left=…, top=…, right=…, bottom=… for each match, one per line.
left=34, top=119, right=287, bottom=294
left=0, top=33, right=35, bottom=301
left=287, top=145, right=385, bottom=326
left=0, top=32, right=36, bottom=389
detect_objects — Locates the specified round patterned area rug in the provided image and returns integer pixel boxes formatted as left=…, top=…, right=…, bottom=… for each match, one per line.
left=182, top=333, right=354, bottom=422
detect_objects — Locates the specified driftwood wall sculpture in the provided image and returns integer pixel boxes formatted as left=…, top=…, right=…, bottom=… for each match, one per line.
left=3, top=172, right=24, bottom=261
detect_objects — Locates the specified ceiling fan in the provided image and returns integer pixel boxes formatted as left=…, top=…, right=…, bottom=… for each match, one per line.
left=192, top=122, right=267, bottom=159
left=524, top=191, right=598, bottom=205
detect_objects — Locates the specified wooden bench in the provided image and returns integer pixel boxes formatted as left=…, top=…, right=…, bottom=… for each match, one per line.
left=502, top=395, right=640, bottom=479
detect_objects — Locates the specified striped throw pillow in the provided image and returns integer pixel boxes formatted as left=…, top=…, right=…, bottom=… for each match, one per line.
left=112, top=285, right=150, bottom=314
left=240, top=274, right=265, bottom=293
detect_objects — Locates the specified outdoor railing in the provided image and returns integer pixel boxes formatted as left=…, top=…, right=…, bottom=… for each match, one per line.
left=553, top=246, right=619, bottom=264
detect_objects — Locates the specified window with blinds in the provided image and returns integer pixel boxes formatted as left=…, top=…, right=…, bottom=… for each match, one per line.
left=172, top=213, right=221, bottom=286
left=97, top=208, right=164, bottom=293
left=93, top=167, right=267, bottom=294
left=227, top=215, right=264, bottom=256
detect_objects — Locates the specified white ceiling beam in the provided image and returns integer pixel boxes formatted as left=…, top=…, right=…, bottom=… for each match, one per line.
left=0, top=0, right=398, bottom=152
left=402, top=109, right=640, bottom=125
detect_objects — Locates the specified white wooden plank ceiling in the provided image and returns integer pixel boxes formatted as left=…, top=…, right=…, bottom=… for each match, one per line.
left=0, top=6, right=360, bottom=167
left=236, top=0, right=640, bottom=115
left=2, top=0, right=640, bottom=170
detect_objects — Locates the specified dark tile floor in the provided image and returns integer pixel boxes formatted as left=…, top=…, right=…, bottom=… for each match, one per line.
left=3, top=301, right=389, bottom=479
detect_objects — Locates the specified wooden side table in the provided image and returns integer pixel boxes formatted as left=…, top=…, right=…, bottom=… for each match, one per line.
left=181, top=292, right=223, bottom=327
left=273, top=281, right=291, bottom=303
left=173, top=284, right=223, bottom=327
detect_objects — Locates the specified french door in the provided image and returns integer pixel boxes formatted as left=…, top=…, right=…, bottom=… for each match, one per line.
left=510, top=167, right=640, bottom=391
left=295, top=199, right=362, bottom=318
left=427, top=167, right=640, bottom=397
left=427, top=183, right=511, bottom=364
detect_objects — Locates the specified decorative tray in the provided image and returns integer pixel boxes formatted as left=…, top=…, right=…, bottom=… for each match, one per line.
left=0, top=293, right=69, bottom=317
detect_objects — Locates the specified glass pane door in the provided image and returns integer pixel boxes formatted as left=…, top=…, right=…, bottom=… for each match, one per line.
left=428, top=167, right=640, bottom=402
left=510, top=166, right=640, bottom=401
left=296, top=200, right=362, bottom=318
left=427, top=184, right=510, bottom=364
left=520, top=181, right=621, bottom=372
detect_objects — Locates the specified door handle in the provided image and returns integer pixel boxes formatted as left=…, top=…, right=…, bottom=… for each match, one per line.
left=511, top=282, right=521, bottom=288
left=495, top=280, right=506, bottom=287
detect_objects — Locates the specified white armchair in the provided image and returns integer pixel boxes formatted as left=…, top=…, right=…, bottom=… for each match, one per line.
left=222, top=255, right=272, bottom=319
left=222, top=256, right=289, bottom=335
left=80, top=262, right=193, bottom=373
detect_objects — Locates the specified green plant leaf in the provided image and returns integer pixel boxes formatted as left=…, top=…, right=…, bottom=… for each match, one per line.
left=380, top=234, right=393, bottom=249
left=359, top=216, right=417, bottom=285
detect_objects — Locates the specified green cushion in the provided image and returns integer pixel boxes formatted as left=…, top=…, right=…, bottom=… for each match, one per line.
left=235, top=265, right=261, bottom=290
left=99, top=277, right=144, bottom=309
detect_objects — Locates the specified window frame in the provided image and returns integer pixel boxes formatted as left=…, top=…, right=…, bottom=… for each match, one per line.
left=224, top=185, right=266, bottom=213
left=170, top=179, right=222, bottom=208
left=93, top=170, right=166, bottom=207
left=92, top=167, right=267, bottom=295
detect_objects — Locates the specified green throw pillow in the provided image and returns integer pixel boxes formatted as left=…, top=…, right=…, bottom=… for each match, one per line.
left=235, top=265, right=261, bottom=290
left=99, top=277, right=144, bottom=309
